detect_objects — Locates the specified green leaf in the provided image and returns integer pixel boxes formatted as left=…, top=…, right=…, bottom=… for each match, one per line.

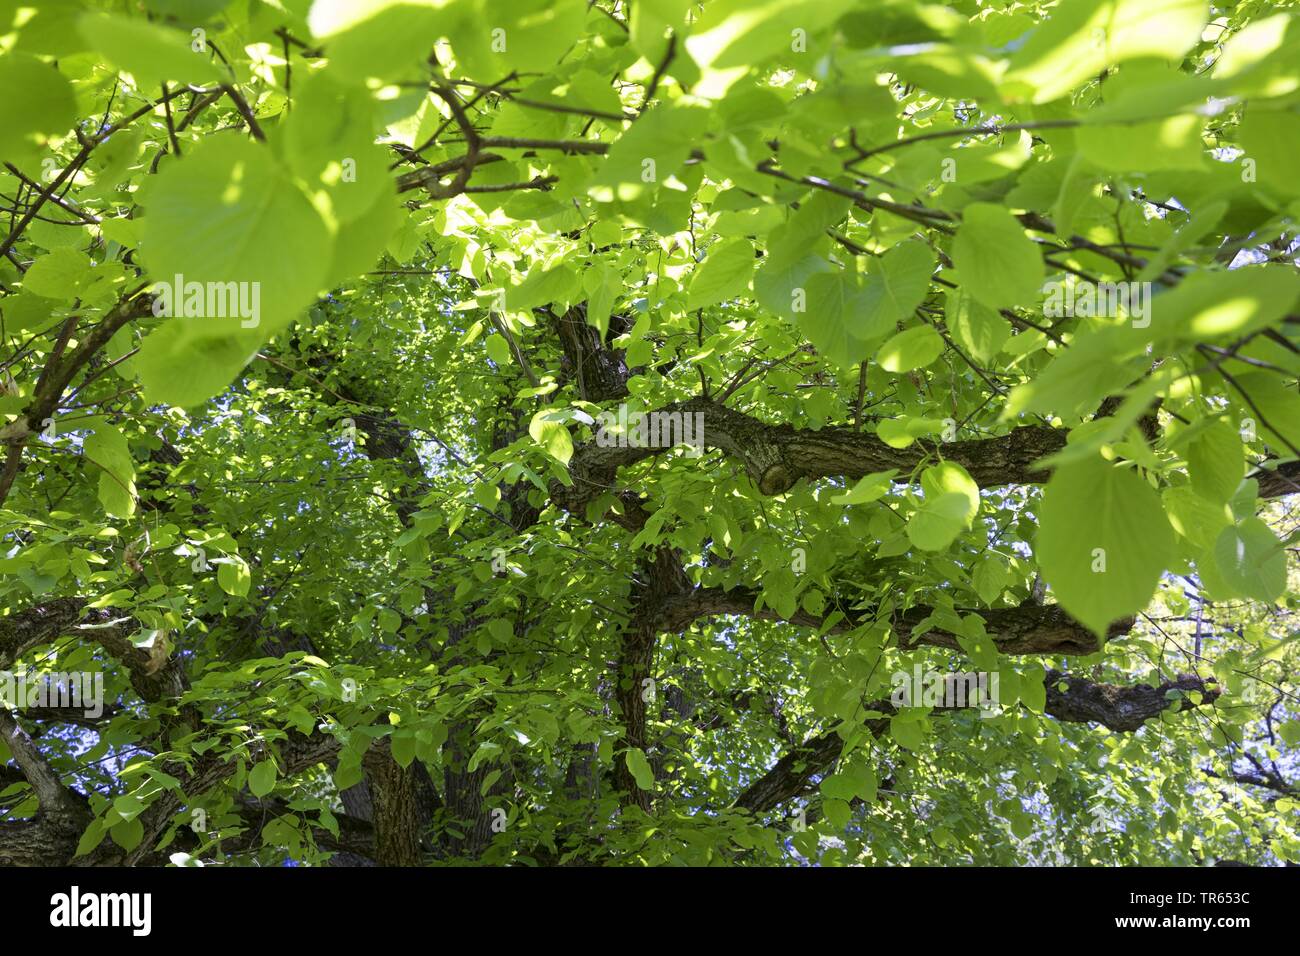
left=1036, top=456, right=1175, bottom=637
left=870, top=241, right=936, bottom=326
left=78, top=13, right=223, bottom=86
left=217, top=558, right=251, bottom=597
left=144, top=0, right=232, bottom=18
left=485, top=334, right=512, bottom=367
left=624, top=747, right=655, bottom=791
left=591, top=102, right=712, bottom=201
left=685, top=0, right=854, bottom=71
left=136, top=135, right=331, bottom=405
left=84, top=420, right=136, bottom=518
left=528, top=410, right=574, bottom=466
left=110, top=816, right=144, bottom=852
left=133, top=327, right=267, bottom=410
left=333, top=759, right=363, bottom=792
left=1232, top=371, right=1300, bottom=456
left=877, top=417, right=946, bottom=449
left=248, top=760, right=278, bottom=798
left=820, top=772, right=858, bottom=803
left=877, top=325, right=946, bottom=373
left=687, top=237, right=755, bottom=311
left=890, top=714, right=927, bottom=750
left=972, top=554, right=1011, bottom=605
left=1, top=293, right=58, bottom=333
left=824, top=797, right=851, bottom=829
left=507, top=263, right=578, bottom=311
left=1187, top=419, right=1244, bottom=504
left=797, top=270, right=870, bottom=367
left=391, top=730, right=417, bottom=769
left=946, top=288, right=1010, bottom=364
left=0, top=54, right=76, bottom=161
left=796, top=244, right=936, bottom=369
left=1019, top=667, right=1047, bottom=713
left=907, top=492, right=973, bottom=552
left=445, top=0, right=588, bottom=82
left=306, top=0, right=443, bottom=83
left=1003, top=0, right=1209, bottom=104
left=283, top=70, right=391, bottom=223
left=112, top=794, right=144, bottom=822
left=584, top=263, right=619, bottom=338
left=1238, top=107, right=1300, bottom=198
left=906, top=463, right=978, bottom=552
left=1004, top=327, right=1145, bottom=420
left=1163, top=486, right=1232, bottom=551
left=951, top=203, right=1044, bottom=311
left=1078, top=113, right=1206, bottom=173
left=1213, top=518, right=1286, bottom=603
left=1157, top=267, right=1300, bottom=343
left=74, top=818, right=109, bottom=858
left=22, top=249, right=92, bottom=301
left=831, top=470, right=897, bottom=505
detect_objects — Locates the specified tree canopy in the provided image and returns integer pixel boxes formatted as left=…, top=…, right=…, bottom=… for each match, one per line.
left=0, top=0, right=1298, bottom=867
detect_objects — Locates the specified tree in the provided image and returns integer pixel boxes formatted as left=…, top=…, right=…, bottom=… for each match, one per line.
left=0, top=0, right=1297, bottom=867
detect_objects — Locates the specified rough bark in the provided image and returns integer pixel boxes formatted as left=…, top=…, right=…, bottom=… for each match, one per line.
left=0, top=709, right=91, bottom=866
left=545, top=304, right=631, bottom=403
left=1041, top=670, right=1218, bottom=732
left=1, top=597, right=92, bottom=670
left=362, top=747, right=425, bottom=866
left=613, top=546, right=695, bottom=812
left=1252, top=459, right=1300, bottom=499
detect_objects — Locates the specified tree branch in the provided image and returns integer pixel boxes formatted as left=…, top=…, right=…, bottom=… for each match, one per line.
left=643, top=584, right=1117, bottom=656
left=734, top=671, right=1218, bottom=813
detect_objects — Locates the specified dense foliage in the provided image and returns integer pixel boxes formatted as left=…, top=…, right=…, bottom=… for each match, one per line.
left=1, top=0, right=1298, bottom=867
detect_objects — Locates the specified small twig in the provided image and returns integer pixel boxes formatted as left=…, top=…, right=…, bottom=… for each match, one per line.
left=639, top=32, right=676, bottom=113
left=220, top=83, right=266, bottom=142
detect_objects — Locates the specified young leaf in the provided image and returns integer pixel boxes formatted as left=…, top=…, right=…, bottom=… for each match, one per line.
left=1036, top=456, right=1175, bottom=637
left=624, top=748, right=655, bottom=791
left=951, top=203, right=1044, bottom=311
left=248, top=760, right=278, bottom=798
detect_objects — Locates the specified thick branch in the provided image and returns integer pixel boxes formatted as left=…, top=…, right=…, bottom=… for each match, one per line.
left=0, top=293, right=152, bottom=508
left=0, top=710, right=91, bottom=866
left=1252, top=459, right=1300, bottom=499
left=0, top=709, right=87, bottom=819
left=648, top=584, right=1117, bottom=656
left=734, top=671, right=1218, bottom=813
left=2, top=597, right=183, bottom=703
left=561, top=399, right=1297, bottom=514
left=0, top=597, right=88, bottom=670
left=361, top=746, right=425, bottom=865
left=1042, top=670, right=1219, bottom=732
left=559, top=398, right=1065, bottom=511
